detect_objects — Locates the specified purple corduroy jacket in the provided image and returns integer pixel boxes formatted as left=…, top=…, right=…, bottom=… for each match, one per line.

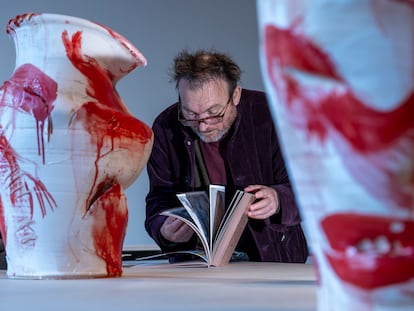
left=145, top=89, right=308, bottom=263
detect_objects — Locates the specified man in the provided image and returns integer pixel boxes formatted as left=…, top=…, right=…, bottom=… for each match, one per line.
left=145, top=49, right=308, bottom=263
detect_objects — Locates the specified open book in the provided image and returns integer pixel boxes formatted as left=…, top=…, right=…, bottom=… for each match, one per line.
left=160, top=185, right=255, bottom=267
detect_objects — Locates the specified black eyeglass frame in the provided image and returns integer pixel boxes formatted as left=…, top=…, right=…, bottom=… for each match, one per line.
left=177, top=93, right=234, bottom=127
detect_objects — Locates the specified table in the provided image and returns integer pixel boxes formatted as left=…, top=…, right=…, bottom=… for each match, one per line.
left=0, top=261, right=317, bottom=311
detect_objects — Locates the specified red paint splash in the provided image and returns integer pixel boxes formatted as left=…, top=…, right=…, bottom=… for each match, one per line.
left=0, top=63, right=57, bottom=248
left=264, top=24, right=414, bottom=208
left=2, top=63, right=57, bottom=163
left=61, top=27, right=152, bottom=275
left=263, top=19, right=414, bottom=292
left=265, top=21, right=342, bottom=84
left=264, top=24, right=414, bottom=151
left=322, top=213, right=414, bottom=290
left=62, top=30, right=128, bottom=113
left=71, top=100, right=152, bottom=214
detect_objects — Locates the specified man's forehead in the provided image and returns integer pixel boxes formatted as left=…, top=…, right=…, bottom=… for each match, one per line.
left=178, top=77, right=229, bottom=92
left=179, top=80, right=228, bottom=107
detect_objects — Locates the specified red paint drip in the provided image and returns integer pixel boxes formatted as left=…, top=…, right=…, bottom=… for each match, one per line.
left=71, top=101, right=152, bottom=212
left=4, top=63, right=57, bottom=163
left=321, top=213, right=414, bottom=290
left=62, top=30, right=126, bottom=113
left=61, top=28, right=151, bottom=275
left=89, top=182, right=127, bottom=277
left=61, top=30, right=152, bottom=207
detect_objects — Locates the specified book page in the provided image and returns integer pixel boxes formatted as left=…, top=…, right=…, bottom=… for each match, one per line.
left=176, top=191, right=211, bottom=260
left=215, top=190, right=243, bottom=236
left=160, top=207, right=206, bottom=250
left=208, top=185, right=225, bottom=249
left=211, top=191, right=255, bottom=267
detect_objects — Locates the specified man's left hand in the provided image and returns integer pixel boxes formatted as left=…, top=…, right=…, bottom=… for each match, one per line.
left=244, top=185, right=279, bottom=219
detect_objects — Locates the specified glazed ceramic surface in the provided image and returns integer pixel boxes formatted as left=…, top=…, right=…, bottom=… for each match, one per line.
left=257, top=1, right=414, bottom=310
left=0, top=13, right=153, bottom=278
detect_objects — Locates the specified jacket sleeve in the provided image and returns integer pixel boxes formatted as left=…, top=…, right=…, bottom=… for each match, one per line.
left=229, top=90, right=303, bottom=230
left=144, top=116, right=198, bottom=254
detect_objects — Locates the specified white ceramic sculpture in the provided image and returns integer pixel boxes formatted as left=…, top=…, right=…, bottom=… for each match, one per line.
left=257, top=1, right=414, bottom=310
left=0, top=13, right=153, bottom=278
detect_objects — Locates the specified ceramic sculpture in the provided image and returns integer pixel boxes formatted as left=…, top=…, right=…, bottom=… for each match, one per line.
left=257, top=1, right=414, bottom=310
left=0, top=13, right=153, bottom=278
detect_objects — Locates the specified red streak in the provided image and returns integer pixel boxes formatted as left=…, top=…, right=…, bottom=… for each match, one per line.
left=62, top=30, right=127, bottom=113
left=90, top=182, right=127, bottom=277
left=264, top=23, right=414, bottom=207
left=79, top=101, right=153, bottom=145
left=265, top=23, right=341, bottom=83
left=264, top=24, right=414, bottom=151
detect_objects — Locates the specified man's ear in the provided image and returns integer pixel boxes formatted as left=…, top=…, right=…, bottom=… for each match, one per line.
left=233, top=85, right=242, bottom=106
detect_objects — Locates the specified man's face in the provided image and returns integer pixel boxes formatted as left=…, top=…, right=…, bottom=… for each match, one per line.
left=178, top=79, right=238, bottom=143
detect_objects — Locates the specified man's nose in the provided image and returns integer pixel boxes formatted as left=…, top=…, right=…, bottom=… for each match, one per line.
left=197, top=121, right=209, bottom=131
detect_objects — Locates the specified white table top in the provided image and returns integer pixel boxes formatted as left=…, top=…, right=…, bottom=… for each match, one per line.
left=0, top=261, right=317, bottom=311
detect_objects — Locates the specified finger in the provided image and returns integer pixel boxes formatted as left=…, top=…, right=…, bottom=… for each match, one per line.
left=162, top=217, right=184, bottom=235
left=164, top=216, right=177, bottom=225
left=176, top=222, right=192, bottom=235
left=175, top=219, right=190, bottom=231
left=173, top=222, right=194, bottom=242
left=248, top=198, right=277, bottom=219
left=244, top=184, right=263, bottom=193
left=248, top=208, right=270, bottom=219
left=249, top=203, right=268, bottom=215
left=249, top=197, right=268, bottom=211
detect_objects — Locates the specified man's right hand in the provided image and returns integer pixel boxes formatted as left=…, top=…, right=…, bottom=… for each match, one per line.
left=160, top=216, right=194, bottom=243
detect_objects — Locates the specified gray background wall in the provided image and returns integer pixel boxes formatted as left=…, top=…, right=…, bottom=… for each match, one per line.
left=0, top=0, right=264, bottom=248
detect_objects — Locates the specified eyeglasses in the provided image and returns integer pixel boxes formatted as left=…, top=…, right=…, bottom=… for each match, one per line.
left=178, top=95, right=233, bottom=127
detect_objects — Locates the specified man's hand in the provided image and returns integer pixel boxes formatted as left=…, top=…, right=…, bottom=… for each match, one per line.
left=244, top=185, right=279, bottom=219
left=160, top=216, right=194, bottom=243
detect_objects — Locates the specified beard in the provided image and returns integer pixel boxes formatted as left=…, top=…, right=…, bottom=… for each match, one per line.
left=196, top=127, right=229, bottom=143
left=193, top=110, right=237, bottom=143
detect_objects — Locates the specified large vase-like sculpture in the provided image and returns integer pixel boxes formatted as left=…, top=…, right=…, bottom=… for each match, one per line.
left=0, top=13, right=153, bottom=278
left=257, top=1, right=414, bottom=310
